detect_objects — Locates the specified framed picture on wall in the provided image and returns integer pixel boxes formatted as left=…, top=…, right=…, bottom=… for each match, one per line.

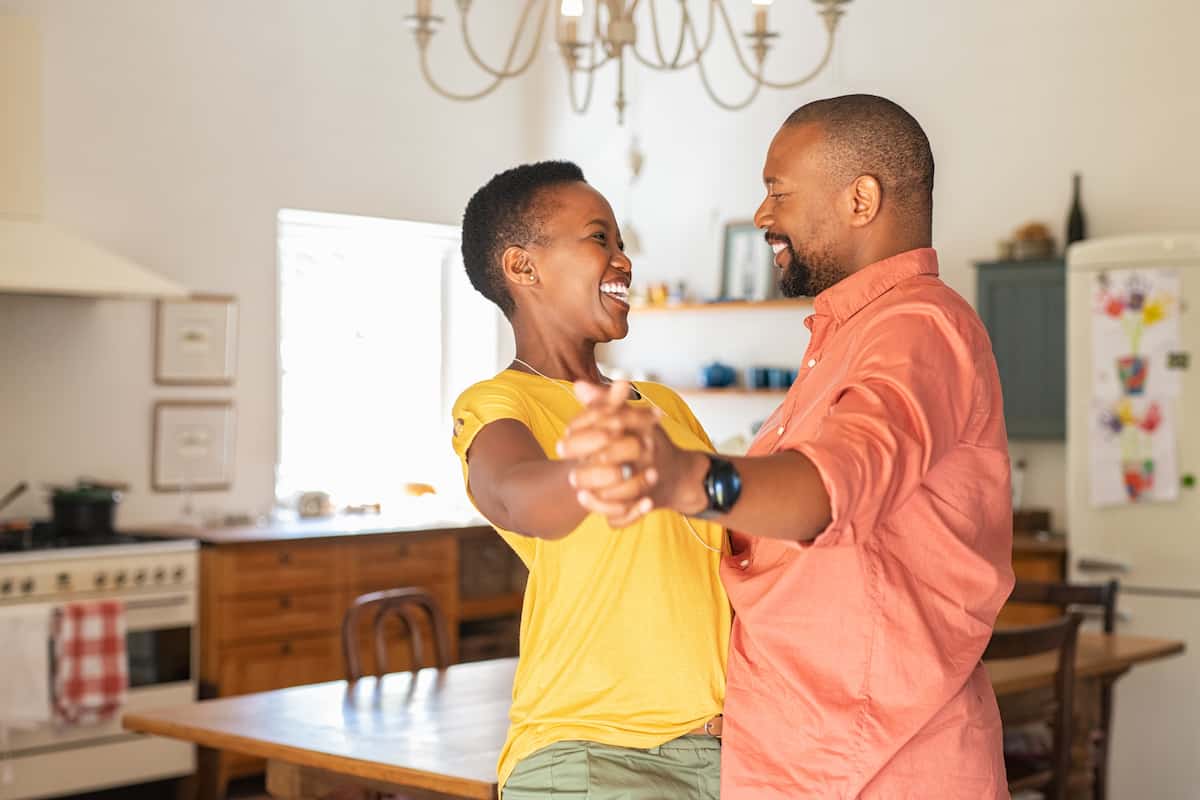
left=720, top=221, right=777, bottom=301
left=152, top=401, right=236, bottom=492
left=155, top=295, right=238, bottom=385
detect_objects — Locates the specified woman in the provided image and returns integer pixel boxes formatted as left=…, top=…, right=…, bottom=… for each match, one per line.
left=451, top=161, right=729, bottom=799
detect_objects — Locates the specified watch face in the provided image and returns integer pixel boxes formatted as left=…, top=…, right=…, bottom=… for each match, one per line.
left=706, top=456, right=741, bottom=513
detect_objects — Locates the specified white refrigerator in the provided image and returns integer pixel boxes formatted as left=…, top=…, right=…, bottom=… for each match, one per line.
left=1067, top=234, right=1200, bottom=799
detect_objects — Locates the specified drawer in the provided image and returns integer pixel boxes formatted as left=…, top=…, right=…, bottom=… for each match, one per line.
left=217, top=541, right=341, bottom=595
left=217, top=590, right=341, bottom=644
left=349, top=535, right=457, bottom=591
left=218, top=634, right=343, bottom=696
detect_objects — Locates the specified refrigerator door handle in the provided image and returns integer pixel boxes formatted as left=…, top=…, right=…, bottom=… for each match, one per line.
left=1076, top=556, right=1131, bottom=573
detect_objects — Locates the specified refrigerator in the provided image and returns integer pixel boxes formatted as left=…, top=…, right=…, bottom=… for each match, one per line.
left=1066, top=234, right=1200, bottom=799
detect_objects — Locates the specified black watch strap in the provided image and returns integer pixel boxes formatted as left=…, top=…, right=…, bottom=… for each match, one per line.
left=699, top=455, right=742, bottom=517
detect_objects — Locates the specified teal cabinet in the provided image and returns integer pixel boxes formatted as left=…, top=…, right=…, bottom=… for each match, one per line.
left=975, top=259, right=1065, bottom=440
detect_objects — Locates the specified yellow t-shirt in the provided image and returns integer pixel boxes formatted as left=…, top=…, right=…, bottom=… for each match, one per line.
left=451, top=370, right=730, bottom=790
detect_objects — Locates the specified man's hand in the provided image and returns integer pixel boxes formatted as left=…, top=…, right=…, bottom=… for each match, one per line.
left=559, top=381, right=708, bottom=527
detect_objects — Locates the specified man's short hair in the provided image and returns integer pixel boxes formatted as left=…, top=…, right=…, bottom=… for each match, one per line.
left=461, top=160, right=586, bottom=317
left=786, top=94, right=934, bottom=221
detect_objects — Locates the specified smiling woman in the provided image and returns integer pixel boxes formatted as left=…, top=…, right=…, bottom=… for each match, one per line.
left=448, top=161, right=730, bottom=798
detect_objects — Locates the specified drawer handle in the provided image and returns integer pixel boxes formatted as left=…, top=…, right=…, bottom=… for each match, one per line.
left=280, top=596, right=292, bottom=610
left=281, top=642, right=292, bottom=655
left=279, top=552, right=292, bottom=565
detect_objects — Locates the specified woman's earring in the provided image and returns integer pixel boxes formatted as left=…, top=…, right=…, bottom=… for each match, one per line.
left=527, top=274, right=536, bottom=282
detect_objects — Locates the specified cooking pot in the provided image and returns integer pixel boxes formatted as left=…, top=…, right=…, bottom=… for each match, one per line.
left=50, top=483, right=121, bottom=535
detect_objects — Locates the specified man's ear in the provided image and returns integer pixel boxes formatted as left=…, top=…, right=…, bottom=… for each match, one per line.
left=848, top=174, right=882, bottom=228
left=501, top=245, right=537, bottom=286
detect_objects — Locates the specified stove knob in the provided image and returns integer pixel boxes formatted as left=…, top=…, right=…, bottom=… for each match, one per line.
left=134, top=570, right=147, bottom=585
left=20, top=578, right=34, bottom=594
left=172, top=566, right=186, bottom=582
left=154, top=568, right=167, bottom=583
left=115, top=572, right=127, bottom=587
left=0, top=579, right=12, bottom=595
left=95, top=572, right=108, bottom=588
left=57, top=572, right=70, bottom=588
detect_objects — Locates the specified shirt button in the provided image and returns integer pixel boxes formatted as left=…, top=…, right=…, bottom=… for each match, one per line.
left=807, top=358, right=817, bottom=368
left=776, top=426, right=785, bottom=436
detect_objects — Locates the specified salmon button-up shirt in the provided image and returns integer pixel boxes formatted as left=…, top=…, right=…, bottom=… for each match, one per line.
left=720, top=248, right=1015, bottom=799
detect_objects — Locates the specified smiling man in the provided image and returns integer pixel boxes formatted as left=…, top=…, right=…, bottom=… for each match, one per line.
left=560, top=95, right=1016, bottom=798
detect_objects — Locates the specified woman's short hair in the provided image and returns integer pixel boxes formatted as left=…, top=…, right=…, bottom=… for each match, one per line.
left=461, top=160, right=586, bottom=317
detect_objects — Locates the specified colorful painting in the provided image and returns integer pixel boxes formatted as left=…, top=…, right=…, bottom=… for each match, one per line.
left=1089, top=268, right=1181, bottom=507
left=1091, top=269, right=1181, bottom=399
left=1090, top=397, right=1177, bottom=506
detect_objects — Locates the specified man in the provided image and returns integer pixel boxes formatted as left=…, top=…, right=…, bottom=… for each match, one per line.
left=559, top=94, right=1015, bottom=798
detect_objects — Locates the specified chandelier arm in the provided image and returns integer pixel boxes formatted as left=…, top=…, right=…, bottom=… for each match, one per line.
left=644, top=0, right=685, bottom=68
left=714, top=0, right=839, bottom=90
left=566, top=40, right=600, bottom=113
left=631, top=0, right=716, bottom=72
left=665, top=0, right=690, bottom=67
left=754, top=27, right=836, bottom=89
left=690, top=9, right=764, bottom=111
left=416, top=4, right=536, bottom=104
left=568, top=4, right=616, bottom=74
left=458, top=0, right=548, bottom=80
left=418, top=46, right=507, bottom=101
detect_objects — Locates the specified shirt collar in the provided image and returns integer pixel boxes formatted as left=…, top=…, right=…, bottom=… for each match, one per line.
left=812, top=247, right=940, bottom=325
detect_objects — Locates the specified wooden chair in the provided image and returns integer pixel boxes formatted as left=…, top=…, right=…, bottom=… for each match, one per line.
left=341, top=588, right=451, bottom=681
left=1009, top=580, right=1119, bottom=799
left=985, top=612, right=1084, bottom=800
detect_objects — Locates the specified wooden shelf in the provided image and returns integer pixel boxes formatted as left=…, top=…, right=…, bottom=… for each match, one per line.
left=630, top=298, right=812, bottom=314
left=678, top=388, right=787, bottom=397
left=460, top=592, right=524, bottom=621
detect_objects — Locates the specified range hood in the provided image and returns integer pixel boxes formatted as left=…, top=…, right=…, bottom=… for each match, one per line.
left=0, top=219, right=189, bottom=300
left=0, top=15, right=188, bottom=300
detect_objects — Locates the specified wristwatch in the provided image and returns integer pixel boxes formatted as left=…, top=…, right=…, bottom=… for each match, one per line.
left=699, top=455, right=742, bottom=517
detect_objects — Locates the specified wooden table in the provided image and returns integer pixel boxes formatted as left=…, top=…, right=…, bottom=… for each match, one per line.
left=126, top=658, right=517, bottom=800
left=987, top=632, right=1183, bottom=799
left=124, top=635, right=1182, bottom=800
left=986, top=631, right=1182, bottom=694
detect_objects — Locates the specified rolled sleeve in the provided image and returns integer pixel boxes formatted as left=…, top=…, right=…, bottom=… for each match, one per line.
left=788, top=313, right=980, bottom=545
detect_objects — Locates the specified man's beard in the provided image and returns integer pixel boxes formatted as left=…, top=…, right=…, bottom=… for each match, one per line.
left=778, top=241, right=843, bottom=298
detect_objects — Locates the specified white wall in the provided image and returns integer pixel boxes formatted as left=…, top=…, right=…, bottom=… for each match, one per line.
left=535, top=0, right=1200, bottom=531
left=0, top=0, right=535, bottom=524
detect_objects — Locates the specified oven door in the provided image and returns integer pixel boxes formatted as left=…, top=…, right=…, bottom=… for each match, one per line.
left=7, top=589, right=197, bottom=753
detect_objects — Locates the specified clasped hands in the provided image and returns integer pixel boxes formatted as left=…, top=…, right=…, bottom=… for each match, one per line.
left=557, top=381, right=708, bottom=527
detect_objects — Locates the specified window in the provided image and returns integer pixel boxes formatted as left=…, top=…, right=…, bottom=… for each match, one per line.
left=276, top=209, right=502, bottom=513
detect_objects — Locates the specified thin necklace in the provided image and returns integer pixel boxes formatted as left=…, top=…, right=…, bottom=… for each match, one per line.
left=510, top=357, right=724, bottom=555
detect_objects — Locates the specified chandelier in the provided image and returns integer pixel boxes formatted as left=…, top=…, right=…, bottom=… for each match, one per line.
left=405, top=1, right=853, bottom=123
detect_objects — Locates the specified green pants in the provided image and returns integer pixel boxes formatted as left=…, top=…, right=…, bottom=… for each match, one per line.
left=502, top=735, right=721, bottom=799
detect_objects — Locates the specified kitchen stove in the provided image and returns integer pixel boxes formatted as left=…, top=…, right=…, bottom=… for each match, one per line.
left=0, top=526, right=198, bottom=799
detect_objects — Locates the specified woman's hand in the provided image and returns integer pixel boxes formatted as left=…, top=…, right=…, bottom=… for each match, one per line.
left=559, top=382, right=707, bottom=527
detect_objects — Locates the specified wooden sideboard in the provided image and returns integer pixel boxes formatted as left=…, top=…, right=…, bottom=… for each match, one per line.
left=135, top=516, right=523, bottom=800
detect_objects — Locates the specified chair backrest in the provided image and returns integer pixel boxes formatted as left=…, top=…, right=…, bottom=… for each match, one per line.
left=341, top=587, right=451, bottom=681
left=1008, top=579, right=1119, bottom=633
left=985, top=613, right=1084, bottom=800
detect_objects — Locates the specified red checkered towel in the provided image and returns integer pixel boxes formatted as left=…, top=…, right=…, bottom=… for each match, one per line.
left=52, top=600, right=128, bottom=725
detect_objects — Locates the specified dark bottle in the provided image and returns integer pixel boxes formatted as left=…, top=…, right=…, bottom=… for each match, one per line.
left=1066, top=172, right=1087, bottom=247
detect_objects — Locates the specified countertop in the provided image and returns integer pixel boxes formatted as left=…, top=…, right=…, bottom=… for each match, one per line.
left=128, top=514, right=491, bottom=545
left=1012, top=531, right=1068, bottom=555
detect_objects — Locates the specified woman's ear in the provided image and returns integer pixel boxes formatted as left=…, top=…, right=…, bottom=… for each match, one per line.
left=501, top=245, right=537, bottom=286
